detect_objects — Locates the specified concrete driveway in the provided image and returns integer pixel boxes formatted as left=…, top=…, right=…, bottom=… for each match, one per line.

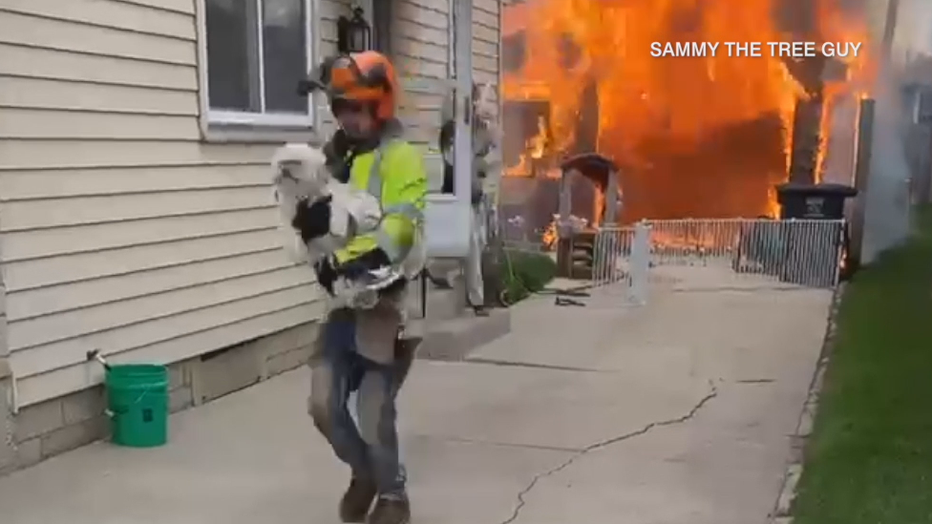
left=0, top=282, right=833, bottom=524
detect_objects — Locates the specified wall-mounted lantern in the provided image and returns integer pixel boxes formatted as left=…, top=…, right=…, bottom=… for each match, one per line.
left=337, top=6, right=371, bottom=53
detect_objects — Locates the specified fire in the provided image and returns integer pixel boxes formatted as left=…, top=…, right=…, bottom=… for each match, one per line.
left=504, top=115, right=556, bottom=178
left=651, top=230, right=722, bottom=251
left=502, top=0, right=875, bottom=224
left=542, top=221, right=557, bottom=248
left=813, top=2, right=874, bottom=183
left=528, top=116, right=548, bottom=159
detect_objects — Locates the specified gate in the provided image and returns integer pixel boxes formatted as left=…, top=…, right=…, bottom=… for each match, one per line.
left=591, top=219, right=848, bottom=302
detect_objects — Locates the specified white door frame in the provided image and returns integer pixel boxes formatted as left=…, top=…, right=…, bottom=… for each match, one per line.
left=423, top=0, right=473, bottom=257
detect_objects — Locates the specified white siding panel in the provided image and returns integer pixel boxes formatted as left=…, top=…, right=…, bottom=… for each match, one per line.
left=0, top=11, right=195, bottom=64
left=0, top=77, right=197, bottom=116
left=472, top=21, right=500, bottom=46
left=10, top=284, right=318, bottom=377
left=473, top=39, right=498, bottom=59
left=395, top=0, right=447, bottom=30
left=0, top=140, right=275, bottom=169
left=0, top=164, right=268, bottom=200
left=398, top=57, right=448, bottom=81
left=120, top=0, right=194, bottom=15
left=0, top=43, right=197, bottom=90
left=9, top=266, right=314, bottom=355
left=394, top=37, right=447, bottom=64
left=394, top=19, right=447, bottom=48
left=388, top=0, right=503, bottom=144
left=0, top=109, right=201, bottom=140
left=15, top=302, right=322, bottom=407
left=473, top=68, right=499, bottom=86
left=313, top=0, right=349, bottom=135
left=473, top=0, right=501, bottom=116
left=4, top=229, right=280, bottom=290
left=7, top=250, right=294, bottom=320
left=0, top=0, right=196, bottom=39
left=473, top=54, right=500, bottom=75
left=1, top=209, right=278, bottom=261
left=0, top=0, right=502, bottom=406
left=391, top=0, right=450, bottom=147
left=0, top=187, right=273, bottom=231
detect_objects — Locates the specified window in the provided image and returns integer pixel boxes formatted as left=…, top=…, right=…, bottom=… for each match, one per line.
left=501, top=32, right=526, bottom=73
left=203, top=0, right=314, bottom=127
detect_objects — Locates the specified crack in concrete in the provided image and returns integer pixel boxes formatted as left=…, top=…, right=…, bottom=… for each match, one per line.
left=463, top=358, right=609, bottom=373
left=497, top=380, right=719, bottom=524
left=432, top=435, right=584, bottom=453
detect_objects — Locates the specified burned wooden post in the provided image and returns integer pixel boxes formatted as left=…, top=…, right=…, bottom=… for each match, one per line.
left=785, top=54, right=827, bottom=184
left=848, top=97, right=875, bottom=270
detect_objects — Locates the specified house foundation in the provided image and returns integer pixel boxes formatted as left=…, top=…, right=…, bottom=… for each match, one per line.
left=0, top=321, right=320, bottom=476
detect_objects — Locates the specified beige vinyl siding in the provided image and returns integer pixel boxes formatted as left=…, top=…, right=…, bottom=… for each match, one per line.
left=316, top=0, right=352, bottom=134
left=390, top=0, right=502, bottom=144
left=473, top=0, right=501, bottom=115
left=0, top=0, right=325, bottom=407
left=391, top=0, right=450, bottom=148
left=0, top=0, right=503, bottom=406
left=389, top=0, right=502, bottom=189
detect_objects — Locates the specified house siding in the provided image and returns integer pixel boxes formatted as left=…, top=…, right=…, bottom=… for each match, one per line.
left=391, top=0, right=501, bottom=135
left=473, top=0, right=501, bottom=101
left=384, top=0, right=501, bottom=190
left=0, top=0, right=501, bottom=409
left=0, top=0, right=327, bottom=408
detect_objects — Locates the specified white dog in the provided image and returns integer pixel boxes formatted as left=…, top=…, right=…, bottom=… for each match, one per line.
left=271, top=143, right=382, bottom=264
left=271, top=143, right=403, bottom=308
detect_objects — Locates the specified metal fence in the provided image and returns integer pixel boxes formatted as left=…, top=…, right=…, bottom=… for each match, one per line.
left=591, top=219, right=848, bottom=301
left=590, top=222, right=651, bottom=304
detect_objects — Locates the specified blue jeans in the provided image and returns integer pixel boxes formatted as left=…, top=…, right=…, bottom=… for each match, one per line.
left=309, top=308, right=412, bottom=496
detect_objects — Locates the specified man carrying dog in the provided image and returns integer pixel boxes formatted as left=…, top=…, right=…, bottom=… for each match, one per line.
left=292, top=51, right=426, bottom=524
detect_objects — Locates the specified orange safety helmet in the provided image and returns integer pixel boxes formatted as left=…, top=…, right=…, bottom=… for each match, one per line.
left=301, top=51, right=399, bottom=121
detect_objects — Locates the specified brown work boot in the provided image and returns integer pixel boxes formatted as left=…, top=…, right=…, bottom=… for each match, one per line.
left=367, top=495, right=411, bottom=524
left=339, top=477, right=377, bottom=522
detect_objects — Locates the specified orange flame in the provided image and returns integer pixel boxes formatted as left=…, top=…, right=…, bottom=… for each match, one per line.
left=542, top=221, right=557, bottom=248
left=503, top=0, right=875, bottom=223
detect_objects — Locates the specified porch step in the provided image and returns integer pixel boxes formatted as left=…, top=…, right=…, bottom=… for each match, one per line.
left=406, top=275, right=466, bottom=324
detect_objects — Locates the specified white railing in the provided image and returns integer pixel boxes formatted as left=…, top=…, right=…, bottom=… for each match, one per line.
left=591, top=219, right=848, bottom=300
left=590, top=222, right=651, bottom=304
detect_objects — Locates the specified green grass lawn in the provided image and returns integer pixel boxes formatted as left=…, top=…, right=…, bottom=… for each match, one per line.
left=793, top=206, right=932, bottom=523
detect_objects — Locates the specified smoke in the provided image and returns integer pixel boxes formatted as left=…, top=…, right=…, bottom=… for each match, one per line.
left=858, top=0, right=914, bottom=263
left=860, top=76, right=912, bottom=263
left=893, top=0, right=932, bottom=57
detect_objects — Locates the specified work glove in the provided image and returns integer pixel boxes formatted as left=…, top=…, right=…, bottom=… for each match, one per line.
left=315, top=248, right=391, bottom=297
left=334, top=248, right=391, bottom=280
left=314, top=256, right=338, bottom=296
left=292, top=195, right=332, bottom=242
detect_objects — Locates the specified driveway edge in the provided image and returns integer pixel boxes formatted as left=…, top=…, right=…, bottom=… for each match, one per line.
left=770, top=282, right=847, bottom=522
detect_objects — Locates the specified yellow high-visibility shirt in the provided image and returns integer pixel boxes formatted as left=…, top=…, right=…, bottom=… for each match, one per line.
left=334, top=140, right=427, bottom=265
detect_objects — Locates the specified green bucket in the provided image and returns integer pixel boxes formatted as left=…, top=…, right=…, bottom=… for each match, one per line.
left=105, top=364, right=169, bottom=447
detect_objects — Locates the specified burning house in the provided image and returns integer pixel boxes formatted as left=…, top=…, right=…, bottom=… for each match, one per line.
left=500, top=0, right=876, bottom=251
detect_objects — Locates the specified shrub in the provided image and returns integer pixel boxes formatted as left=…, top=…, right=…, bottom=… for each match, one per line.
left=500, top=249, right=556, bottom=304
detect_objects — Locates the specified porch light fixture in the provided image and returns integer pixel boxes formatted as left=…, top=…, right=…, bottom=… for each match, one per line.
left=337, top=6, right=371, bottom=53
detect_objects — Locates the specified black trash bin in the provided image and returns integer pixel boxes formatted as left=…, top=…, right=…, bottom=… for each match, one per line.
left=774, top=183, right=857, bottom=287
left=776, top=183, right=857, bottom=220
